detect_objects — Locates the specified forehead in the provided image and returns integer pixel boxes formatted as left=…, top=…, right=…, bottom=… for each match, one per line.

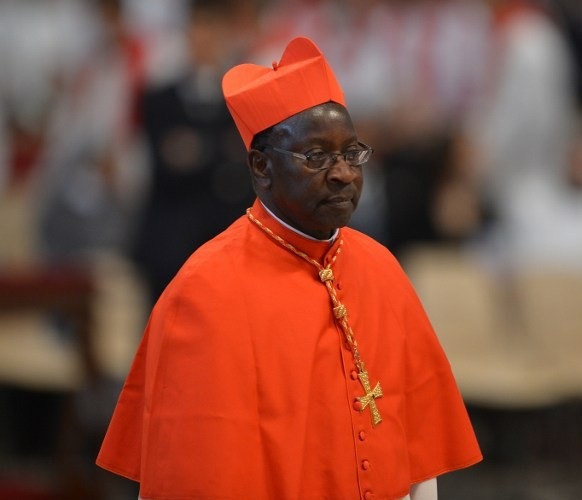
left=274, top=102, right=356, bottom=147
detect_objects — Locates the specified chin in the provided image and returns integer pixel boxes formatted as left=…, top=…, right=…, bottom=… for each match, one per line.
left=335, top=209, right=356, bottom=227
left=323, top=215, right=353, bottom=233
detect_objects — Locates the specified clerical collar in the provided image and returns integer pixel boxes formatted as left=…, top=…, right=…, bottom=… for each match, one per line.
left=260, top=202, right=339, bottom=243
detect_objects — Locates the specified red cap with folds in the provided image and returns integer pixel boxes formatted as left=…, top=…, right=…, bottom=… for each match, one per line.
left=222, top=37, right=346, bottom=150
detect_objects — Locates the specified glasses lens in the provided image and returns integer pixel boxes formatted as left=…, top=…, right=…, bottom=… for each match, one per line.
left=346, top=149, right=371, bottom=166
left=306, top=151, right=330, bottom=170
left=302, top=145, right=373, bottom=169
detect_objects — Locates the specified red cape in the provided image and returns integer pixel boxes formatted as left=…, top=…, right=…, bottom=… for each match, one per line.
left=97, top=199, right=481, bottom=499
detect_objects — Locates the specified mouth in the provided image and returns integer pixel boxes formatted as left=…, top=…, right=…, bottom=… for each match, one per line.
left=324, top=195, right=352, bottom=205
left=322, top=196, right=353, bottom=208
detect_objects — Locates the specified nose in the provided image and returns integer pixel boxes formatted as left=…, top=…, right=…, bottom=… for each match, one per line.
left=326, top=156, right=361, bottom=183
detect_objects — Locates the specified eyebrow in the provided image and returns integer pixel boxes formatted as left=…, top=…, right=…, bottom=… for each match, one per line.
left=300, top=136, right=359, bottom=149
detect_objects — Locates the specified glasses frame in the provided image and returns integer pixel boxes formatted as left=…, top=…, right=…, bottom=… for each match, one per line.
left=264, top=142, right=373, bottom=171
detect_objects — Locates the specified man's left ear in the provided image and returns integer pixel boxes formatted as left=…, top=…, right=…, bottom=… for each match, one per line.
left=248, top=149, right=272, bottom=190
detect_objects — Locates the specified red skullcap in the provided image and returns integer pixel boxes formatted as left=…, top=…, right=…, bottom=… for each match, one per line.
left=222, top=37, right=346, bottom=150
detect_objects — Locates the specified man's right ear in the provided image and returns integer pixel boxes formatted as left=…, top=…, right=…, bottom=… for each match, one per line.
left=248, top=149, right=272, bottom=190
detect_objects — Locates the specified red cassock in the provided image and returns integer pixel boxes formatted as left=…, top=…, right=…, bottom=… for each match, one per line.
left=97, top=199, right=482, bottom=500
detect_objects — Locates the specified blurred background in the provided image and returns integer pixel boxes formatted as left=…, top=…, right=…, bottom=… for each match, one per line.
left=0, top=0, right=581, bottom=498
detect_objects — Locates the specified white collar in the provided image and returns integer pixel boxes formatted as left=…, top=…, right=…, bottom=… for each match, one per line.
left=260, top=202, right=339, bottom=243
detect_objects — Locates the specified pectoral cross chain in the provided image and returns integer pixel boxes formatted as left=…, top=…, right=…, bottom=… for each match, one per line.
left=245, top=210, right=384, bottom=427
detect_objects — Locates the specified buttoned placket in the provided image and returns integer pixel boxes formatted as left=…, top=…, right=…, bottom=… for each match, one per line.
left=331, top=263, right=378, bottom=500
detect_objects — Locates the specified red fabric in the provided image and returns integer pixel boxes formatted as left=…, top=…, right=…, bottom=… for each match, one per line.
left=222, top=37, right=345, bottom=150
left=97, top=199, right=481, bottom=499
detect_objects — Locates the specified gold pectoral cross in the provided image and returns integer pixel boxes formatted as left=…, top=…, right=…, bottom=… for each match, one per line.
left=356, top=370, right=383, bottom=426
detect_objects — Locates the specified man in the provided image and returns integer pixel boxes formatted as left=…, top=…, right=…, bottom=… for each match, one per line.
left=97, top=37, right=482, bottom=500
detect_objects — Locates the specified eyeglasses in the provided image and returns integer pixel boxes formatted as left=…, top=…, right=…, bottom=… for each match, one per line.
left=265, top=142, right=373, bottom=171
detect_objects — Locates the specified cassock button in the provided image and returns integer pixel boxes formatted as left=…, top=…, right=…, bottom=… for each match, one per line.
left=353, top=400, right=363, bottom=412
left=358, top=431, right=366, bottom=441
left=364, top=491, right=373, bottom=500
left=336, top=281, right=343, bottom=290
left=350, top=370, right=359, bottom=380
left=361, top=459, right=370, bottom=470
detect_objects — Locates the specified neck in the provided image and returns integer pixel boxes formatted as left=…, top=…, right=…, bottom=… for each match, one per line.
left=259, top=202, right=339, bottom=243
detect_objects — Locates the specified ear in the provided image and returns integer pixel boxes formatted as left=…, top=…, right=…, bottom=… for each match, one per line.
left=248, top=149, right=272, bottom=191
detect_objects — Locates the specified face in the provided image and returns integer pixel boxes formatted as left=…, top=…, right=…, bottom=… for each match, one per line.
left=251, top=102, right=364, bottom=239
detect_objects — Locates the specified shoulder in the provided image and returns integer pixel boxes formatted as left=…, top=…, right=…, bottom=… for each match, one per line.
left=159, top=213, right=269, bottom=296
left=341, top=227, right=419, bottom=296
left=148, top=216, right=251, bottom=322
left=342, top=227, right=400, bottom=266
left=177, top=216, right=250, bottom=277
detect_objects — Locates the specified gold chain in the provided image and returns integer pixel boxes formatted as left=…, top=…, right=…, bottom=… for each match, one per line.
left=247, top=208, right=383, bottom=426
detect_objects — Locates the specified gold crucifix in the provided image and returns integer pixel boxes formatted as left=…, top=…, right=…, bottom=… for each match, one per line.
left=356, top=370, right=383, bottom=426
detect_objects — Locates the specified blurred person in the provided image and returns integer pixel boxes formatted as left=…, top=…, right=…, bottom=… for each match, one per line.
left=131, top=0, right=256, bottom=306
left=97, top=36, right=482, bottom=500
left=33, top=0, right=148, bottom=263
left=367, top=0, right=491, bottom=256
left=547, top=0, right=582, bottom=188
left=123, top=0, right=192, bottom=87
left=0, top=0, right=95, bottom=219
left=0, top=0, right=95, bottom=187
left=465, top=0, right=582, bottom=273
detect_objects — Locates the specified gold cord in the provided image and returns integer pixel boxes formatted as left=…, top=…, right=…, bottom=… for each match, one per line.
left=247, top=208, right=383, bottom=426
